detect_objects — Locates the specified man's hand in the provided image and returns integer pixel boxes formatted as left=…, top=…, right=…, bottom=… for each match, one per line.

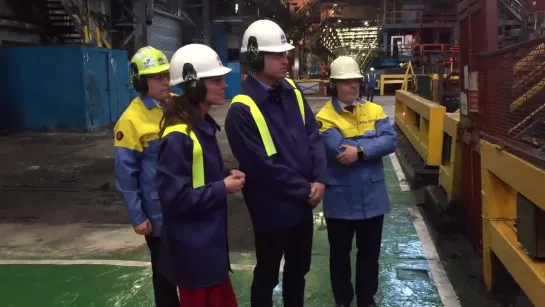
left=308, top=182, right=326, bottom=208
left=336, top=145, right=359, bottom=165
left=134, top=220, right=152, bottom=235
left=230, top=169, right=246, bottom=179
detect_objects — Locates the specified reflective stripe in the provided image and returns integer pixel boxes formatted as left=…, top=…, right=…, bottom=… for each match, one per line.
left=231, top=78, right=305, bottom=157
left=283, top=78, right=305, bottom=124
left=163, top=124, right=205, bottom=188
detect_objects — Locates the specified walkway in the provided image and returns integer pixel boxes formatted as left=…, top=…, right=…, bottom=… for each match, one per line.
left=0, top=96, right=458, bottom=307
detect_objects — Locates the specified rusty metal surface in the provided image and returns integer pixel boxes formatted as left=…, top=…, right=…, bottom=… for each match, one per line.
left=457, top=0, right=499, bottom=246
left=477, top=38, right=545, bottom=167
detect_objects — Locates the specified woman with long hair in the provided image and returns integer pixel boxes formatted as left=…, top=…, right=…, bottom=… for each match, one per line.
left=156, top=44, right=245, bottom=307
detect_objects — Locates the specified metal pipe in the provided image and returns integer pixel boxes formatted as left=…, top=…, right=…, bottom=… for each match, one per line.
left=0, top=19, right=41, bottom=31
left=121, top=25, right=139, bottom=48
left=153, top=8, right=185, bottom=21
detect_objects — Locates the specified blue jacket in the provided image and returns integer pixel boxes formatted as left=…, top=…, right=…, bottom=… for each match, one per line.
left=315, top=98, right=396, bottom=220
left=156, top=115, right=231, bottom=289
left=114, top=95, right=166, bottom=236
left=365, top=73, right=378, bottom=88
left=224, top=75, right=328, bottom=232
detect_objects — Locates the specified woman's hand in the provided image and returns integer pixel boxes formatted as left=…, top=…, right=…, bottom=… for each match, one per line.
left=224, top=175, right=245, bottom=194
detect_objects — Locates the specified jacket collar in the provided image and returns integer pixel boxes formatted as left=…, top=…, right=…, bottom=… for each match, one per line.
left=141, top=93, right=180, bottom=110
left=194, top=114, right=221, bottom=136
left=140, top=95, right=161, bottom=110
left=243, top=74, right=293, bottom=104
left=332, top=97, right=364, bottom=113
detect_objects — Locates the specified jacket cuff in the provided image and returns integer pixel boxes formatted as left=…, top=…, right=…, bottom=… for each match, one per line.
left=211, top=180, right=228, bottom=204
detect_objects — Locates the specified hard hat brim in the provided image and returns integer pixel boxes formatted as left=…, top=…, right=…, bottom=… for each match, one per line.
left=140, top=64, right=170, bottom=75
left=240, top=43, right=295, bottom=53
left=331, top=72, right=364, bottom=79
left=169, top=66, right=232, bottom=86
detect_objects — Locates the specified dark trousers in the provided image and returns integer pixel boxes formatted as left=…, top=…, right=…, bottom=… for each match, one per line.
left=145, top=236, right=180, bottom=307
left=251, top=217, right=314, bottom=307
left=326, top=215, right=385, bottom=307
left=366, top=87, right=375, bottom=102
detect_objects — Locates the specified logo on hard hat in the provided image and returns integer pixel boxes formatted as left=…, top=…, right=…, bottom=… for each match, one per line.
left=280, top=34, right=287, bottom=44
left=142, top=58, right=156, bottom=68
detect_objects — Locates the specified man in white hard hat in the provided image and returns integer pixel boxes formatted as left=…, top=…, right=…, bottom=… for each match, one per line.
left=224, top=19, right=328, bottom=307
left=316, top=56, right=396, bottom=307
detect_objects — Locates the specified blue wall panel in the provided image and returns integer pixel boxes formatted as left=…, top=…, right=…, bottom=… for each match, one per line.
left=0, top=46, right=130, bottom=132
left=110, top=49, right=131, bottom=122
left=213, top=23, right=228, bottom=64
left=225, top=62, right=241, bottom=99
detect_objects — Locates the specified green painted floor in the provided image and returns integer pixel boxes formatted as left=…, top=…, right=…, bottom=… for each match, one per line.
left=0, top=157, right=443, bottom=307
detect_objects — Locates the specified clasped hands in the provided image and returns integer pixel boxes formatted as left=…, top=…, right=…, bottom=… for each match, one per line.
left=224, top=169, right=246, bottom=194
left=308, top=182, right=325, bottom=208
left=303, top=145, right=361, bottom=209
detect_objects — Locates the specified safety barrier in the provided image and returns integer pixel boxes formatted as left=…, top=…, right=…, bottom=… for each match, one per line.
left=438, top=112, right=462, bottom=204
left=481, top=140, right=545, bottom=306
left=295, top=79, right=326, bottom=96
left=394, top=90, right=446, bottom=166
left=380, top=74, right=404, bottom=95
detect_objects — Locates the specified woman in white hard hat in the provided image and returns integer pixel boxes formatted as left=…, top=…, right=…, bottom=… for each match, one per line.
left=225, top=19, right=328, bottom=307
left=315, top=56, right=396, bottom=307
left=155, top=43, right=245, bottom=307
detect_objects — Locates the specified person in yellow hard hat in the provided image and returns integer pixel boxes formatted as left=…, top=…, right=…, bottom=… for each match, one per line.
left=114, top=46, right=179, bottom=307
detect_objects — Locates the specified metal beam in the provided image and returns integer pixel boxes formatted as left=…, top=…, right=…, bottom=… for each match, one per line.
left=0, top=18, right=41, bottom=31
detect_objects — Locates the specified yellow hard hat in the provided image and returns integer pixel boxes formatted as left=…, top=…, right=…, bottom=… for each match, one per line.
left=130, top=46, right=170, bottom=76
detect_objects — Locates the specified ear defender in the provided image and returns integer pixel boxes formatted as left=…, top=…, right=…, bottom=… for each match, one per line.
left=182, top=63, right=207, bottom=104
left=246, top=36, right=265, bottom=72
left=329, top=80, right=338, bottom=97
left=131, top=63, right=149, bottom=94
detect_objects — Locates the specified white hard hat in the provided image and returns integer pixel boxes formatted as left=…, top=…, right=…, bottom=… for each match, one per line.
left=169, top=44, right=232, bottom=86
left=330, top=56, right=363, bottom=79
left=240, top=19, right=294, bottom=53
left=370, top=67, right=375, bottom=71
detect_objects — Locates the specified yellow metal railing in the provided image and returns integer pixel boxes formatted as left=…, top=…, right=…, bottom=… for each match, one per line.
left=294, top=0, right=315, bottom=16
left=439, top=112, right=462, bottom=203
left=63, top=0, right=111, bottom=48
left=379, top=61, right=415, bottom=95
left=481, top=140, right=545, bottom=307
left=304, top=8, right=335, bottom=48
left=394, top=90, right=446, bottom=166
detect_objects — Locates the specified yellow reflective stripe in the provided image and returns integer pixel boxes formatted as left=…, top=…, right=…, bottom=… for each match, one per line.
left=284, top=78, right=305, bottom=124
left=230, top=78, right=306, bottom=157
left=163, top=124, right=205, bottom=188
left=231, top=95, right=277, bottom=156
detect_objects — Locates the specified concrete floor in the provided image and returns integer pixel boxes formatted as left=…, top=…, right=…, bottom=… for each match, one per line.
left=0, top=96, right=529, bottom=306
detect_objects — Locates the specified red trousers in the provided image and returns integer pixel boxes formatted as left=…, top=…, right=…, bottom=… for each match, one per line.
left=178, top=278, right=238, bottom=307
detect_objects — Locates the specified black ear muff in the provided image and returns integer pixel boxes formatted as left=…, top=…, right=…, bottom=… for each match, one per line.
left=182, top=63, right=207, bottom=104
left=131, top=63, right=149, bottom=94
left=329, top=80, right=338, bottom=97
left=246, top=36, right=264, bottom=72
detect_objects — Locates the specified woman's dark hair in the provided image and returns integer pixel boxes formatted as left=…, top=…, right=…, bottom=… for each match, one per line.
left=159, top=93, right=200, bottom=137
